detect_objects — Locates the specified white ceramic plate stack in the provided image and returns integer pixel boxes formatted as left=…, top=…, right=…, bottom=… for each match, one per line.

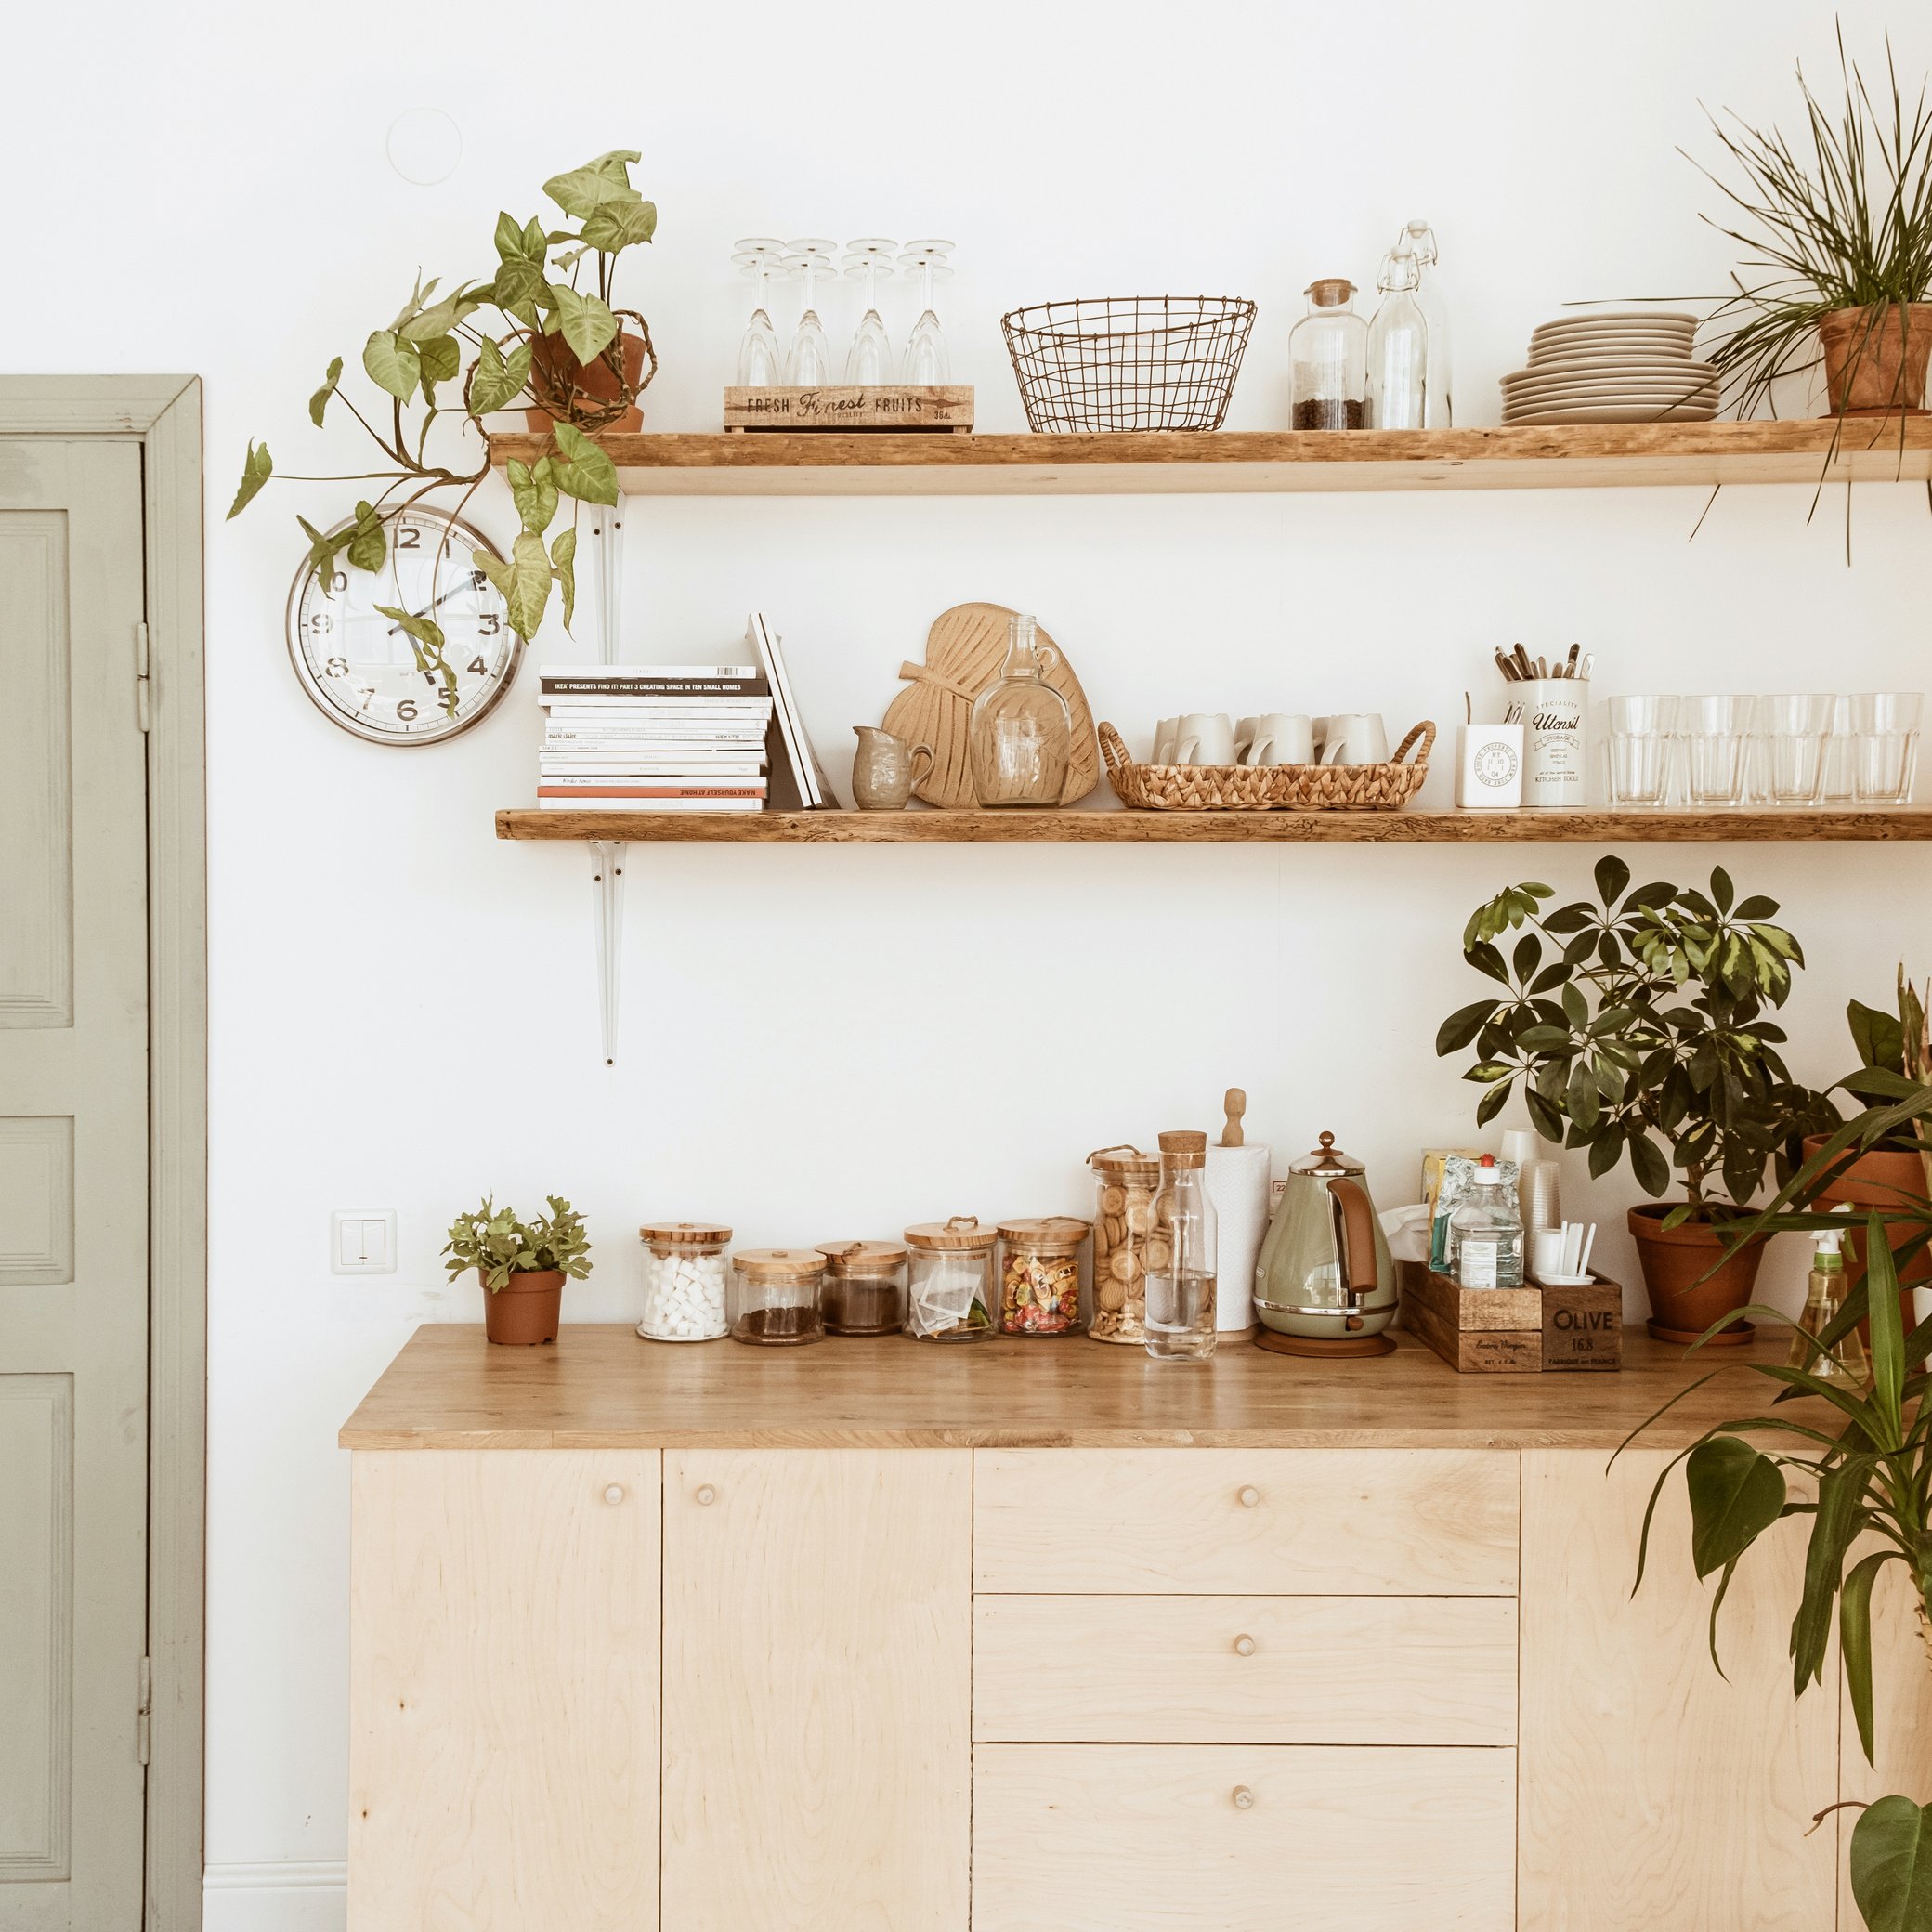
left=1501, top=311, right=1718, bottom=425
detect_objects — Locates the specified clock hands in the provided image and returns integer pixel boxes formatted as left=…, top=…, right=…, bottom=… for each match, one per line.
left=386, top=571, right=486, bottom=634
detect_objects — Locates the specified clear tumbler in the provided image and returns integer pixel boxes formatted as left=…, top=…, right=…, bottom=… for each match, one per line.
left=1604, top=695, right=1677, bottom=807
left=1756, top=694, right=1834, bottom=805
left=1680, top=694, right=1750, bottom=807
left=1852, top=692, right=1923, bottom=804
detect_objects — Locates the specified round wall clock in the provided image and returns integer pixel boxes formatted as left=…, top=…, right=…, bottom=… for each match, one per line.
left=285, top=506, right=521, bottom=745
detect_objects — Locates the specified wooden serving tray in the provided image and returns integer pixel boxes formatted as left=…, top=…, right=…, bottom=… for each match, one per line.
left=1400, top=1261, right=1623, bottom=1374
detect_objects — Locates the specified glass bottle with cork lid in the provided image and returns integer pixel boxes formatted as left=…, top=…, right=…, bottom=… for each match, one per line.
left=1089, top=1144, right=1163, bottom=1344
left=726, top=1248, right=825, bottom=1346
left=904, top=1216, right=997, bottom=1340
left=1289, top=280, right=1368, bottom=430
left=969, top=614, right=1073, bottom=807
left=1145, top=1129, right=1218, bottom=1360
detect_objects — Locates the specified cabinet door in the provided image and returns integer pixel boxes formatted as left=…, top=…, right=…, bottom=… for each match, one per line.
left=1519, top=1449, right=1834, bottom=1932
left=348, top=1451, right=660, bottom=1932
left=662, top=1449, right=971, bottom=1932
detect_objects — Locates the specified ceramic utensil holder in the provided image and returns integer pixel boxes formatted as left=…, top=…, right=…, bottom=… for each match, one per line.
left=1505, top=679, right=1588, bottom=809
left=1456, top=722, right=1525, bottom=808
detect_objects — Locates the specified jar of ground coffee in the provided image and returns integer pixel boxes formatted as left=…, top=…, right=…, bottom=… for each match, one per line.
left=727, top=1248, right=825, bottom=1346
left=816, top=1240, right=909, bottom=1337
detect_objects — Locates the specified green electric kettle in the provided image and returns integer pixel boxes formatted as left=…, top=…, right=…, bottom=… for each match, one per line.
left=1253, top=1131, right=1398, bottom=1359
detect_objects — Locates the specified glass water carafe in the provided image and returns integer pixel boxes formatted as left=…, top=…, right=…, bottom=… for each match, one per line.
left=1146, top=1129, right=1217, bottom=1361
left=1367, top=249, right=1428, bottom=430
left=970, top=614, right=1072, bottom=806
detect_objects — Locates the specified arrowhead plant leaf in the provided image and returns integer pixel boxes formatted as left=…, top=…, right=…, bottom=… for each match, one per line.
left=227, top=440, right=272, bottom=518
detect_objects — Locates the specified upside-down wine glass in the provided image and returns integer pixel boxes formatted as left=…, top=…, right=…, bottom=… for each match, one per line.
left=783, top=239, right=840, bottom=386
left=899, top=238, right=955, bottom=384
left=732, top=237, right=786, bottom=387
left=842, top=238, right=896, bottom=385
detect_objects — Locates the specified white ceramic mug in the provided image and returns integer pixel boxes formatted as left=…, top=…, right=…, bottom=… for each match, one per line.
left=1153, top=717, right=1181, bottom=764
left=1319, top=712, right=1390, bottom=766
left=1244, top=712, right=1315, bottom=766
left=1175, top=712, right=1237, bottom=765
left=1235, top=716, right=1260, bottom=760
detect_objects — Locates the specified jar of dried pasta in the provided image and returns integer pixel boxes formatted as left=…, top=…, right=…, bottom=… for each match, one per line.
left=996, top=1217, right=1090, bottom=1336
left=903, top=1217, right=996, bottom=1342
left=1088, top=1145, right=1162, bottom=1344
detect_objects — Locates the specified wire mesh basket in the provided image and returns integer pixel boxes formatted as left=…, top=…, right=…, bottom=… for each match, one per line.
left=1000, top=295, right=1258, bottom=433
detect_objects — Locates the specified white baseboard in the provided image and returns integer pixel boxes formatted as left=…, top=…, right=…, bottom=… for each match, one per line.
left=202, top=1861, right=346, bottom=1932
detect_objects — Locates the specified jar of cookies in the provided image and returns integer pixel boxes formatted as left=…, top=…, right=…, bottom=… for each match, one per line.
left=1088, top=1145, right=1162, bottom=1344
left=727, top=1248, right=825, bottom=1346
left=816, top=1240, right=908, bottom=1337
left=904, top=1217, right=997, bottom=1341
left=637, top=1221, right=731, bottom=1341
left=996, top=1218, right=1090, bottom=1336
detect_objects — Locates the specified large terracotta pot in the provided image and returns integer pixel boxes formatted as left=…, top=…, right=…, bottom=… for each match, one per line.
left=1800, top=1133, right=1927, bottom=1343
left=1628, top=1204, right=1766, bottom=1345
left=481, top=1268, right=564, bottom=1345
left=524, top=327, right=649, bottom=432
left=1818, top=303, right=1932, bottom=416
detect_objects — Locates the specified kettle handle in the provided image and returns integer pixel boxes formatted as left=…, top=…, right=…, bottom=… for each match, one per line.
left=1326, top=1177, right=1380, bottom=1300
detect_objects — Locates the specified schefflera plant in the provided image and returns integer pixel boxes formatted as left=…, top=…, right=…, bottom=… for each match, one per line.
left=226, top=150, right=655, bottom=704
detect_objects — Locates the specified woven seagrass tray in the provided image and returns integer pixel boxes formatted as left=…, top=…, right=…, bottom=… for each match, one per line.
left=1100, top=720, right=1434, bottom=812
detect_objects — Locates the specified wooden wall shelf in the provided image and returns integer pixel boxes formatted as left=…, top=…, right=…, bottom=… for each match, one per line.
left=488, top=420, right=1932, bottom=497
left=499, top=807, right=1932, bottom=844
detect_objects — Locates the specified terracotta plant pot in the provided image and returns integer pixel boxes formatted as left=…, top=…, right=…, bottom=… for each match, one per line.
left=481, top=1267, right=565, bottom=1345
left=1818, top=303, right=1932, bottom=416
left=1800, top=1133, right=1927, bottom=1344
left=524, top=328, right=649, bottom=433
left=1627, top=1204, right=1766, bottom=1345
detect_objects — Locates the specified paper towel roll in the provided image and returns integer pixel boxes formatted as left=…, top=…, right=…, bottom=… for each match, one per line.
left=1205, top=1143, right=1272, bottom=1329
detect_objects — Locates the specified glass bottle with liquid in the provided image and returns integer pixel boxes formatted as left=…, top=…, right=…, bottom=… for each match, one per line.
left=1366, top=248, right=1428, bottom=430
left=1145, top=1129, right=1218, bottom=1360
left=1787, top=1226, right=1867, bottom=1381
left=1453, top=1155, right=1522, bottom=1288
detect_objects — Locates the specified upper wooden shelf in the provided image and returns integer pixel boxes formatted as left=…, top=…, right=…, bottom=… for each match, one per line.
left=498, top=807, right=1932, bottom=844
left=487, top=419, right=1932, bottom=497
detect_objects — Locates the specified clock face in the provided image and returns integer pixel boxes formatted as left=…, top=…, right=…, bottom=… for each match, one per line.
left=286, top=508, right=521, bottom=744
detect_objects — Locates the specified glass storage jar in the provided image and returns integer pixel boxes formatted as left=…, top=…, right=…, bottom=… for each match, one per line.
left=816, top=1240, right=909, bottom=1336
left=1088, top=1145, right=1162, bottom=1344
left=904, top=1217, right=997, bottom=1341
left=727, top=1248, right=825, bottom=1346
left=637, top=1221, right=732, bottom=1342
left=969, top=613, right=1073, bottom=806
left=996, top=1217, right=1090, bottom=1336
left=1289, top=279, right=1368, bottom=430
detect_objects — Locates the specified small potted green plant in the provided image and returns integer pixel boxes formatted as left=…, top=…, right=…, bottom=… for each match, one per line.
left=1436, top=857, right=1838, bottom=1340
left=443, top=1196, right=592, bottom=1345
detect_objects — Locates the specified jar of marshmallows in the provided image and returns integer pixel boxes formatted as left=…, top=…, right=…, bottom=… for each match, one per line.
left=636, top=1222, right=731, bottom=1341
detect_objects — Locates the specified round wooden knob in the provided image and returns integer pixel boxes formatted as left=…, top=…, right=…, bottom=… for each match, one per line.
left=1238, top=1485, right=1260, bottom=1508
left=1233, top=1634, right=1256, bottom=1657
left=1233, top=1785, right=1256, bottom=1810
left=695, top=1483, right=717, bottom=1507
left=602, top=1484, right=626, bottom=1506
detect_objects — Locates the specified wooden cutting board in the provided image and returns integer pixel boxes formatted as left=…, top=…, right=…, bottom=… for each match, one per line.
left=881, top=603, right=1100, bottom=810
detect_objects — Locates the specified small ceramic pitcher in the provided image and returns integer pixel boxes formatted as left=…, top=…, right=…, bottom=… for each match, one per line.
left=852, top=725, right=934, bottom=810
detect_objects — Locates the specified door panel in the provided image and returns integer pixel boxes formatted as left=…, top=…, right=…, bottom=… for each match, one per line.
left=0, top=439, right=150, bottom=1931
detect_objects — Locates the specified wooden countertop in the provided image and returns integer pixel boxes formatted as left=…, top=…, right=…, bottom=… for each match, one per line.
left=339, top=1324, right=1808, bottom=1452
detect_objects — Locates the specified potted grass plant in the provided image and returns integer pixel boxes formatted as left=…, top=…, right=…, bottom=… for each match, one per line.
left=444, top=1195, right=593, bottom=1345
left=1436, top=857, right=1838, bottom=1340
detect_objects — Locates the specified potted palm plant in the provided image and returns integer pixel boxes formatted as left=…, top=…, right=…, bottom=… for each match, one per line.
left=1437, top=857, right=1838, bottom=1341
left=444, top=1196, right=593, bottom=1345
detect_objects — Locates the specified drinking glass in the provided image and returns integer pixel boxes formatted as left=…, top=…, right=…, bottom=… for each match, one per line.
left=1852, top=691, right=1924, bottom=803
left=782, top=239, right=839, bottom=386
left=732, top=237, right=786, bottom=387
left=842, top=238, right=895, bottom=385
left=1680, top=694, right=1750, bottom=807
left=1755, top=694, right=1834, bottom=805
left=898, top=239, right=955, bottom=385
left=1821, top=694, right=1858, bottom=802
left=1604, top=694, right=1677, bottom=807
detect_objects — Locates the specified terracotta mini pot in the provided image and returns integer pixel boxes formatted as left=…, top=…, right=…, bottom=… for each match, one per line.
left=1818, top=303, right=1932, bottom=416
left=524, top=328, right=649, bottom=432
left=481, top=1267, right=565, bottom=1345
left=1627, top=1204, right=1766, bottom=1345
left=1800, top=1133, right=1927, bottom=1344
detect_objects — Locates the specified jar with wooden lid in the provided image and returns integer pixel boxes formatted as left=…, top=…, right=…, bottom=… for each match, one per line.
left=904, top=1217, right=996, bottom=1341
left=1088, top=1145, right=1161, bottom=1344
left=996, top=1217, right=1090, bottom=1336
left=637, top=1221, right=731, bottom=1342
left=816, top=1241, right=908, bottom=1337
left=727, top=1248, right=825, bottom=1346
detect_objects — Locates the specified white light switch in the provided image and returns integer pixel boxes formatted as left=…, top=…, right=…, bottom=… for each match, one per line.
left=332, top=1209, right=398, bottom=1275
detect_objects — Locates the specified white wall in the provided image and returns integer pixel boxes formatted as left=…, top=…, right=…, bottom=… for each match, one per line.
left=7, top=1, right=1932, bottom=1921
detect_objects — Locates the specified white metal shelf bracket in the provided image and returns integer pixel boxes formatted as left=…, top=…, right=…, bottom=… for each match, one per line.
left=587, top=505, right=626, bottom=1063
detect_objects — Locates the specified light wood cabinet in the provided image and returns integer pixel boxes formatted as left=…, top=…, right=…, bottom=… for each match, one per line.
left=659, top=1449, right=972, bottom=1932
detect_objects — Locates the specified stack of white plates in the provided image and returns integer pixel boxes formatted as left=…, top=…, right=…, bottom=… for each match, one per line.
left=1500, top=311, right=1717, bottom=424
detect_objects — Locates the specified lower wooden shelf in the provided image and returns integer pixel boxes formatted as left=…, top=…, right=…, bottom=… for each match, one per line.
left=497, top=806, right=1932, bottom=844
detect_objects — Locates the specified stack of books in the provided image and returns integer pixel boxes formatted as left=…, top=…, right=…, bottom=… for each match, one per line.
left=538, top=663, right=776, bottom=813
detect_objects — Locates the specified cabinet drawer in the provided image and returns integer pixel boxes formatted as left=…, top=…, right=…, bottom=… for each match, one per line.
left=973, top=1449, right=1519, bottom=1595
left=973, top=1743, right=1514, bottom=1932
left=973, top=1594, right=1516, bottom=1746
